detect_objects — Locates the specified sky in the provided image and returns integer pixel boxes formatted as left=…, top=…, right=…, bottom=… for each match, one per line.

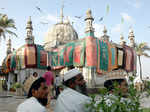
left=0, top=0, right=150, bottom=78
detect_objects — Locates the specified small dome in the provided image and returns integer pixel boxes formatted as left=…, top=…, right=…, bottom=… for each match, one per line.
left=44, top=22, right=78, bottom=49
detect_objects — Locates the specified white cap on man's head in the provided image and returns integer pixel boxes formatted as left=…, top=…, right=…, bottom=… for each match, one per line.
left=64, top=68, right=81, bottom=81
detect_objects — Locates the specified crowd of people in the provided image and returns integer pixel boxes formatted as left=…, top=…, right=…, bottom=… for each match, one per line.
left=17, top=66, right=128, bottom=112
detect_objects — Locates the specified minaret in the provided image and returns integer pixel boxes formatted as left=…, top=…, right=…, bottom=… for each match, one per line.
left=25, top=16, right=34, bottom=45
left=101, top=26, right=109, bottom=41
left=120, top=34, right=126, bottom=46
left=60, top=2, right=64, bottom=24
left=6, top=38, right=12, bottom=55
left=128, top=28, right=135, bottom=48
left=65, top=16, right=70, bottom=24
left=84, top=9, right=94, bottom=36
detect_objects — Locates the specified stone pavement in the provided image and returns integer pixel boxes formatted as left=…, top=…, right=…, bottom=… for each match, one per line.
left=140, top=92, right=150, bottom=108
left=1, top=91, right=150, bottom=112
left=0, top=91, right=56, bottom=112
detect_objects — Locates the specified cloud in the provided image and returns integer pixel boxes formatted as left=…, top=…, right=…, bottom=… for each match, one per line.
left=40, top=14, right=80, bottom=25
left=40, top=14, right=58, bottom=23
left=134, top=0, right=142, bottom=8
left=120, top=13, right=135, bottom=24
left=65, top=16, right=84, bottom=37
left=111, top=24, right=123, bottom=34
left=110, top=13, right=135, bottom=35
left=39, top=15, right=106, bottom=38
left=93, top=23, right=104, bottom=37
left=126, top=0, right=142, bottom=8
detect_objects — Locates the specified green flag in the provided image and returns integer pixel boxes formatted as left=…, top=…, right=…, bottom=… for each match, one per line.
left=106, top=4, right=110, bottom=15
left=121, top=17, right=124, bottom=24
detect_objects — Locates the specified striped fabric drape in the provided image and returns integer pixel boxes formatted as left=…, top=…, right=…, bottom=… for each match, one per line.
left=36, top=45, right=47, bottom=69
left=85, top=37, right=98, bottom=68
left=97, top=40, right=109, bottom=73
left=73, top=40, right=85, bottom=66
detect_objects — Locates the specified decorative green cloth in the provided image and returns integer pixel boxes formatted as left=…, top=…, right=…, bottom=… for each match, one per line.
left=51, top=49, right=59, bottom=66
left=59, top=48, right=65, bottom=66
left=36, top=45, right=47, bottom=69
left=64, top=42, right=75, bottom=66
left=16, top=55, right=21, bottom=70
left=111, top=48, right=115, bottom=66
left=98, top=40, right=109, bottom=71
left=10, top=52, right=16, bottom=71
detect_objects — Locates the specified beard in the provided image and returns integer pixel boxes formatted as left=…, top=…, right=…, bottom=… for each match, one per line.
left=75, top=84, right=87, bottom=96
left=37, top=98, right=48, bottom=107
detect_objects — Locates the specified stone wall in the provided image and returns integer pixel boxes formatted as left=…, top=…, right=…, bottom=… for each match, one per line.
left=15, top=68, right=46, bottom=84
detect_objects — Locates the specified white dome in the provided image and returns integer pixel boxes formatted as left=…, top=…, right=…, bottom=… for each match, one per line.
left=44, top=22, right=78, bottom=49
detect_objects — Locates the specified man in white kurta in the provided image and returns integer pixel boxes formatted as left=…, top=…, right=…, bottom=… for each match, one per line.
left=17, top=77, right=48, bottom=112
left=17, top=97, right=47, bottom=112
left=54, top=68, right=91, bottom=112
left=54, top=87, right=90, bottom=112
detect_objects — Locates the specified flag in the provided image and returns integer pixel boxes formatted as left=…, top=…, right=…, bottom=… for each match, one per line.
left=121, top=17, right=124, bottom=24
left=106, top=4, right=110, bottom=15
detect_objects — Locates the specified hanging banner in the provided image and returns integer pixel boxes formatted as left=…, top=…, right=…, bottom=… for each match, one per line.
left=58, top=47, right=65, bottom=66
left=24, top=45, right=37, bottom=68
left=124, top=45, right=133, bottom=72
left=10, top=52, right=16, bottom=71
left=132, top=50, right=137, bottom=73
left=6, top=54, right=11, bottom=73
left=47, top=52, right=51, bottom=66
left=40, top=50, right=47, bottom=67
left=73, top=40, right=85, bottom=66
left=36, top=45, right=47, bottom=69
left=16, top=45, right=25, bottom=69
left=16, top=54, right=21, bottom=70
left=117, top=47, right=124, bottom=68
left=51, top=49, right=59, bottom=67
left=107, top=42, right=112, bottom=72
left=109, top=44, right=118, bottom=70
left=2, top=58, right=8, bottom=73
left=85, top=37, right=98, bottom=68
left=97, top=40, right=109, bottom=73
left=64, top=42, right=75, bottom=66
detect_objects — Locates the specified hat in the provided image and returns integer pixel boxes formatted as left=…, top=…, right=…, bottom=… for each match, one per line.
left=64, top=68, right=81, bottom=81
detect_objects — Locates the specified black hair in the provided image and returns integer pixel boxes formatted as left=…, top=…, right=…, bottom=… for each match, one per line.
left=27, top=77, right=46, bottom=98
left=104, top=79, right=125, bottom=91
left=33, top=72, right=38, bottom=77
left=47, top=66, right=51, bottom=71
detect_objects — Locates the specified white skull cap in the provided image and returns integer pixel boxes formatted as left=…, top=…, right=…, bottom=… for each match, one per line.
left=64, top=68, right=81, bottom=81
